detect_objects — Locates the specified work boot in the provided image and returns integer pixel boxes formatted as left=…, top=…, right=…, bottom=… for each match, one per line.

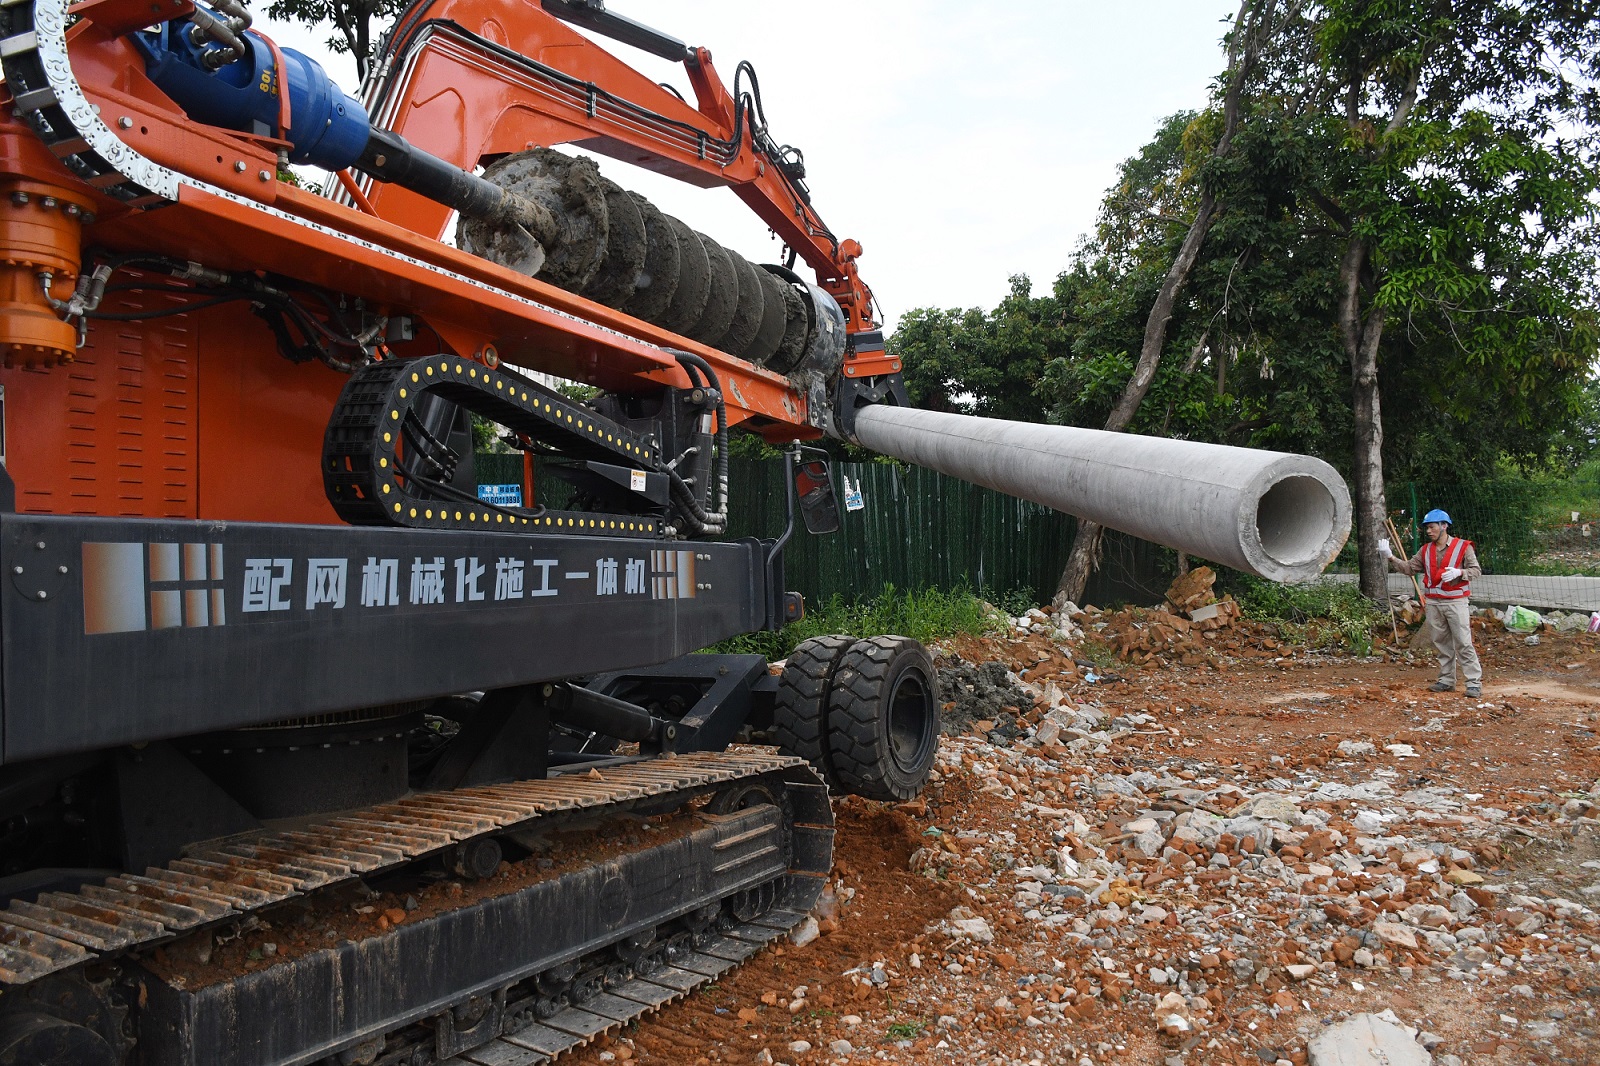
left=1429, top=681, right=1454, bottom=692
left=1465, top=683, right=1482, bottom=698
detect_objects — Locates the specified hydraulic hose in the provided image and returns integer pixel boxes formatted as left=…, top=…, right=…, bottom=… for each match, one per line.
left=669, top=350, right=729, bottom=527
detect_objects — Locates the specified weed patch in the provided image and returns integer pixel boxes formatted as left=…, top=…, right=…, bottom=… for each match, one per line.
left=1234, top=576, right=1387, bottom=655
left=706, top=585, right=1005, bottom=660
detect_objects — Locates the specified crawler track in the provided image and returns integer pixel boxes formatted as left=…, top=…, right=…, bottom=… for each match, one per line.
left=0, top=751, right=816, bottom=986
left=432, top=911, right=804, bottom=1065
left=2, top=751, right=833, bottom=1064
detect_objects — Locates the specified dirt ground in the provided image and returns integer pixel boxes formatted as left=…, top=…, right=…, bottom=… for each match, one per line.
left=565, top=610, right=1600, bottom=1066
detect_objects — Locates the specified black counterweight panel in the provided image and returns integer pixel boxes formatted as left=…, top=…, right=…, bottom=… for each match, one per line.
left=1, top=515, right=774, bottom=763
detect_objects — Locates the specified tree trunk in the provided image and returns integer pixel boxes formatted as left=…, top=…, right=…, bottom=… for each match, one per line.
left=1338, top=234, right=1389, bottom=600
left=1054, top=193, right=1216, bottom=605
left=1337, top=58, right=1421, bottom=603
left=355, top=18, right=371, bottom=80
left=1053, top=0, right=1277, bottom=607
left=1054, top=520, right=1104, bottom=610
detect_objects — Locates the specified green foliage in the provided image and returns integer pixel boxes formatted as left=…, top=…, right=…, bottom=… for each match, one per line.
left=990, top=587, right=1042, bottom=618
left=263, top=0, right=408, bottom=79
left=471, top=414, right=516, bottom=454
left=1234, top=575, right=1387, bottom=654
left=891, top=274, right=1071, bottom=422
left=885, top=1021, right=926, bottom=1041
left=887, top=1, right=1600, bottom=522
left=1307, top=1, right=1599, bottom=472
left=1393, top=478, right=1544, bottom=572
left=1526, top=458, right=1600, bottom=527
left=705, top=585, right=1003, bottom=661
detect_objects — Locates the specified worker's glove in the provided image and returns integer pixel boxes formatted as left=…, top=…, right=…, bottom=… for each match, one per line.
left=1377, top=538, right=1392, bottom=558
left=1441, top=566, right=1463, bottom=583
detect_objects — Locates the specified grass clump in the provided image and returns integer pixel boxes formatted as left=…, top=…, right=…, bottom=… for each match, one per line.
left=1235, top=576, right=1388, bottom=655
left=707, top=584, right=1004, bottom=661
left=886, top=1020, right=926, bottom=1040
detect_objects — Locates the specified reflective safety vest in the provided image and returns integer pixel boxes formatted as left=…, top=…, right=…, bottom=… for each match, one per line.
left=1423, top=537, right=1472, bottom=601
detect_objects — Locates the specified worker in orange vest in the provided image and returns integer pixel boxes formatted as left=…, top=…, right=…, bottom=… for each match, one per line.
left=1379, top=509, right=1483, bottom=697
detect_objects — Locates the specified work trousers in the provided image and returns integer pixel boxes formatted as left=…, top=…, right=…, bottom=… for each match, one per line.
left=1426, top=598, right=1482, bottom=686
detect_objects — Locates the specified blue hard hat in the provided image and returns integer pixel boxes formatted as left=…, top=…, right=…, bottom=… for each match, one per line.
left=1423, top=508, right=1452, bottom=525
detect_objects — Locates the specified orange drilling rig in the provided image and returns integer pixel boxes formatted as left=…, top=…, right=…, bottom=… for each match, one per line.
left=0, top=1, right=1350, bottom=1062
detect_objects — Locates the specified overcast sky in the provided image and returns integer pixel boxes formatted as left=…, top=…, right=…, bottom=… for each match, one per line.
left=257, top=2, right=1240, bottom=332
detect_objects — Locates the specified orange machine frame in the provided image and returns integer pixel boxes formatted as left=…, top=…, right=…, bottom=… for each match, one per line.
left=0, top=0, right=901, bottom=527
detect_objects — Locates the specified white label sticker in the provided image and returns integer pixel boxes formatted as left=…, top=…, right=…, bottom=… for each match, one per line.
left=631, top=470, right=648, bottom=492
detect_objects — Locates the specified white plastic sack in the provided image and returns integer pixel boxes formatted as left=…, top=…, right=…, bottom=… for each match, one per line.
left=1503, top=605, right=1542, bottom=632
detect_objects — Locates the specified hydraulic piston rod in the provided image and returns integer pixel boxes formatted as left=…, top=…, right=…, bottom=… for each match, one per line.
left=851, top=406, right=1351, bottom=583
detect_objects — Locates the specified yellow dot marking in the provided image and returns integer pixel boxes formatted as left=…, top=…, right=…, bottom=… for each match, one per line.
left=496, top=514, right=504, bottom=523
left=544, top=403, right=551, bottom=412
left=409, top=507, right=417, bottom=517
left=383, top=432, right=392, bottom=443
left=521, top=391, right=528, bottom=401
left=425, top=366, right=434, bottom=376
left=411, top=372, right=420, bottom=383
left=399, top=388, right=407, bottom=399
left=395, top=503, right=403, bottom=513
left=390, top=410, right=399, bottom=420
left=379, top=458, right=388, bottom=468
left=496, top=381, right=504, bottom=391
left=454, top=363, right=463, bottom=374
left=425, top=509, right=433, bottom=519
left=456, top=511, right=463, bottom=520
left=382, top=484, right=391, bottom=494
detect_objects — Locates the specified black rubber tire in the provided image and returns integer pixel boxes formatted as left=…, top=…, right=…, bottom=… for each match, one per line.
left=0, top=1012, right=118, bottom=1066
left=771, top=634, right=856, bottom=790
left=824, top=636, right=939, bottom=801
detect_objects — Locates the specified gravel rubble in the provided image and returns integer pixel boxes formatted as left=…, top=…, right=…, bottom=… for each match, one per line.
left=568, top=576, right=1600, bottom=1066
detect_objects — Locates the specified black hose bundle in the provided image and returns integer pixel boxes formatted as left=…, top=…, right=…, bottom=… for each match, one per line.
left=667, top=349, right=728, bottom=536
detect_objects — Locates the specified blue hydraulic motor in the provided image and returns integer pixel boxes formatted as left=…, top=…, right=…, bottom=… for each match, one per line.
left=130, top=2, right=371, bottom=171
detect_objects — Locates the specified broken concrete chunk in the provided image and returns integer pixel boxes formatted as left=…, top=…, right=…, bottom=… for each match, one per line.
left=1236, top=793, right=1302, bottom=823
left=1152, top=990, right=1192, bottom=1035
left=1308, top=1013, right=1432, bottom=1066
left=788, top=915, right=820, bottom=947
left=948, top=916, right=994, bottom=943
left=1372, top=921, right=1421, bottom=949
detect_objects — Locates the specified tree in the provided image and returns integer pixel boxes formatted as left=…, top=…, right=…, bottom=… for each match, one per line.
left=1269, top=0, right=1600, bottom=596
left=891, top=275, right=1070, bottom=423
left=1053, top=0, right=1292, bottom=605
left=890, top=2, right=1599, bottom=612
left=264, top=0, right=408, bottom=81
